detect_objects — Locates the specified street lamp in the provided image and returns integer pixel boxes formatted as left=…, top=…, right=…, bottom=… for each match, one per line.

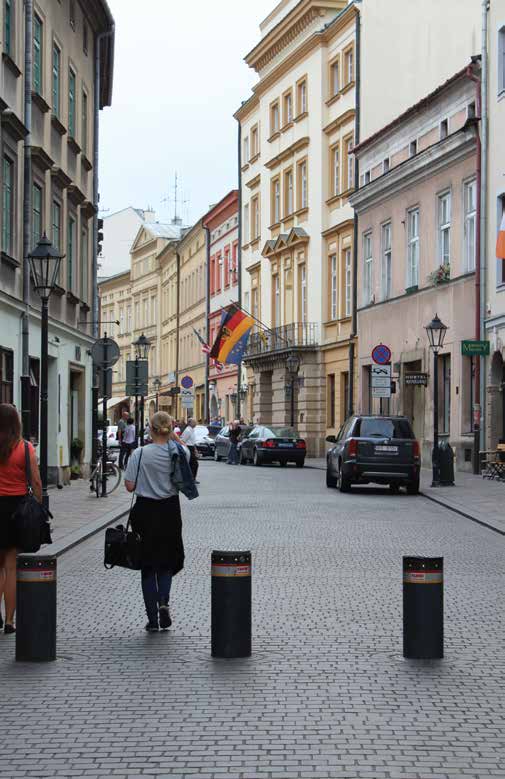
left=28, top=234, right=64, bottom=511
left=152, top=377, right=162, bottom=412
left=132, top=333, right=151, bottom=445
left=425, top=314, right=448, bottom=487
left=286, top=352, right=300, bottom=428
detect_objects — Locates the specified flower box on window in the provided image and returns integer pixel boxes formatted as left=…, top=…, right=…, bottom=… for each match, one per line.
left=427, top=263, right=451, bottom=286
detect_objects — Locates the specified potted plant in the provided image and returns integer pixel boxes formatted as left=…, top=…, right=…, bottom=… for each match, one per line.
left=428, top=263, right=451, bottom=286
left=70, top=437, right=84, bottom=464
left=70, top=464, right=81, bottom=480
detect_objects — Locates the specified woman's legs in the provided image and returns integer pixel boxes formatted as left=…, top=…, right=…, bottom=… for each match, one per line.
left=140, top=566, right=159, bottom=624
left=0, top=548, right=17, bottom=625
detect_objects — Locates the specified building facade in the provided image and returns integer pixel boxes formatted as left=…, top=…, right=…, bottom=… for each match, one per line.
left=236, top=0, right=358, bottom=455
left=0, top=0, right=114, bottom=480
left=99, top=205, right=154, bottom=279
left=351, top=68, right=479, bottom=469
left=203, top=191, right=239, bottom=424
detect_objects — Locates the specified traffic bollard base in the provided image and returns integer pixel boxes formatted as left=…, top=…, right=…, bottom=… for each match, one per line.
left=211, top=550, right=252, bottom=659
left=403, top=556, right=443, bottom=660
left=16, top=556, right=57, bottom=663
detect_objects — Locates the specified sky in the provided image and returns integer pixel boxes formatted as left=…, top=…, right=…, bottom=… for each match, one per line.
left=100, top=0, right=274, bottom=225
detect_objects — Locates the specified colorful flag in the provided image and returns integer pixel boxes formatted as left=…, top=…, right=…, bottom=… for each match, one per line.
left=210, top=305, right=254, bottom=365
left=497, top=212, right=505, bottom=260
left=192, top=327, right=211, bottom=354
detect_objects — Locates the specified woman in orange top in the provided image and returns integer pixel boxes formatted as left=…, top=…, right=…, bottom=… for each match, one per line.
left=0, top=404, right=42, bottom=634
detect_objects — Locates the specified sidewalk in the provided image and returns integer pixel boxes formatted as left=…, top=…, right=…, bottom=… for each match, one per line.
left=307, top=457, right=505, bottom=534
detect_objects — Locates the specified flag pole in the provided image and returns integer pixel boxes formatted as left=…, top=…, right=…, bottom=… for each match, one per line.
left=226, top=300, right=292, bottom=347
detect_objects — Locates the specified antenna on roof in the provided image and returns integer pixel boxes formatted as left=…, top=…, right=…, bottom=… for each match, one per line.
left=161, top=172, right=189, bottom=226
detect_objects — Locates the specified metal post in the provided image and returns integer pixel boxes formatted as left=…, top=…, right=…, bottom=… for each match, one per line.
left=40, top=297, right=49, bottom=512
left=211, top=550, right=251, bottom=658
left=101, top=391, right=107, bottom=497
left=134, top=394, right=139, bottom=445
left=290, top=378, right=295, bottom=427
left=403, top=556, right=443, bottom=659
left=140, top=395, right=145, bottom=446
left=155, top=392, right=159, bottom=412
left=432, top=350, right=440, bottom=487
left=91, top=368, right=99, bottom=471
left=16, top=555, right=57, bottom=662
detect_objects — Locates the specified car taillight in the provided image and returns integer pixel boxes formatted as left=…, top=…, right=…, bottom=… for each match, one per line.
left=348, top=438, right=358, bottom=457
left=262, top=440, right=276, bottom=448
left=108, top=433, right=115, bottom=438
left=295, top=441, right=306, bottom=449
left=413, top=440, right=420, bottom=459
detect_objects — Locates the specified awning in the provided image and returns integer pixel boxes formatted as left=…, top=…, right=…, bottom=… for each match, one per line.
left=99, top=396, right=129, bottom=409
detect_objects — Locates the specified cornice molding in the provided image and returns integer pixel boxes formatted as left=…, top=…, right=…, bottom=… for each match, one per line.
left=323, top=108, right=355, bottom=135
left=245, top=174, right=261, bottom=190
left=265, top=137, right=310, bottom=170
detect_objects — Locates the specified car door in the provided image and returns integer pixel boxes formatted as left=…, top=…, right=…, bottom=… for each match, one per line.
left=242, top=426, right=260, bottom=458
left=217, top=426, right=230, bottom=458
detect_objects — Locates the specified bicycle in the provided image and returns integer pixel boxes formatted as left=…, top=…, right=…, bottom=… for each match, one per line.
left=89, top=447, right=122, bottom=497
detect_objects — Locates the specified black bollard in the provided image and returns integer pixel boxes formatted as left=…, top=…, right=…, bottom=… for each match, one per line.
left=403, top=556, right=443, bottom=659
left=16, top=555, right=57, bottom=662
left=211, top=550, right=251, bottom=658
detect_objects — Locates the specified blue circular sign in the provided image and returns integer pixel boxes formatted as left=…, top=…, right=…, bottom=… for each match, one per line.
left=371, top=344, right=392, bottom=365
left=181, top=375, right=193, bottom=389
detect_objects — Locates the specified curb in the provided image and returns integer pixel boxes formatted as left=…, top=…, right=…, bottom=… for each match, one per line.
left=32, top=503, right=131, bottom=559
left=420, top=491, right=505, bottom=537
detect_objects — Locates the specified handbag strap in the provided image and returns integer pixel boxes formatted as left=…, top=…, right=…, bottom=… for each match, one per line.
left=23, top=440, right=33, bottom=496
left=126, top=448, right=143, bottom=530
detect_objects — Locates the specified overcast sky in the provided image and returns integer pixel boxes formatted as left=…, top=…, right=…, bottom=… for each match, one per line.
left=100, top=0, right=274, bottom=225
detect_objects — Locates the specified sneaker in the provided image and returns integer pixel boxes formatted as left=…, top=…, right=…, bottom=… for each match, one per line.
left=4, top=624, right=15, bottom=635
left=159, top=603, right=172, bottom=630
left=144, top=621, right=158, bottom=633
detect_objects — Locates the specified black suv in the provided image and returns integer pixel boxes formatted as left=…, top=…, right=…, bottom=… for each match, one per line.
left=326, top=415, right=421, bottom=494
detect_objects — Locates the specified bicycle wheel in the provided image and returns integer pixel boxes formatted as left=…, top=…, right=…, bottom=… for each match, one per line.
left=106, top=463, right=122, bottom=495
left=94, top=464, right=101, bottom=498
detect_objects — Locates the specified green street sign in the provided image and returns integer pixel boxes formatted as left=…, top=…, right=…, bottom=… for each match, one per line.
left=461, top=340, right=490, bottom=357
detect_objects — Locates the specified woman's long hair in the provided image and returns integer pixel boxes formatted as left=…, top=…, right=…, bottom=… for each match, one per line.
left=0, top=404, right=22, bottom=464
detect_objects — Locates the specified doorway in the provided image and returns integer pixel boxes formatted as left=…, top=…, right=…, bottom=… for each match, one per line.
left=402, top=359, right=424, bottom=441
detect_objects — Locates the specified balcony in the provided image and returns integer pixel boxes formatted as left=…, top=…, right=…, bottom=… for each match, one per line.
left=246, top=322, right=319, bottom=359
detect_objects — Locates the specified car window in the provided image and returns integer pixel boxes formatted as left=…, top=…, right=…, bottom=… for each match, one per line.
left=248, top=427, right=261, bottom=439
left=356, top=418, right=414, bottom=439
left=221, top=426, right=229, bottom=437
left=335, top=422, right=347, bottom=442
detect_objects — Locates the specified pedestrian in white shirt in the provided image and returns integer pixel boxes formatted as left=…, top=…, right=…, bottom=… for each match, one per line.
left=181, top=418, right=199, bottom=483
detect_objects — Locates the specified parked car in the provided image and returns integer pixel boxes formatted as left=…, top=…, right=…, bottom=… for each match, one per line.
left=193, top=425, right=216, bottom=458
left=239, top=425, right=306, bottom=467
left=326, top=415, right=420, bottom=494
left=97, top=425, right=120, bottom=449
left=214, top=425, right=253, bottom=461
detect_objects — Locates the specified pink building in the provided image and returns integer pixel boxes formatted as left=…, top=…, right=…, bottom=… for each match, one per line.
left=350, top=65, right=480, bottom=470
left=203, top=192, right=239, bottom=423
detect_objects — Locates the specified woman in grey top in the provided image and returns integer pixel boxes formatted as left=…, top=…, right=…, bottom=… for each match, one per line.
left=124, top=411, right=189, bottom=632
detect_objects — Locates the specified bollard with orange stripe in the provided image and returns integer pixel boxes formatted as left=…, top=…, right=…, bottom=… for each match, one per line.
left=16, top=555, right=57, bottom=662
left=403, top=556, right=443, bottom=659
left=211, top=550, right=251, bottom=658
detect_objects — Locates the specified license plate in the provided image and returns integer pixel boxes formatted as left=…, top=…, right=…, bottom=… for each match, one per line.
left=278, top=443, right=294, bottom=448
left=375, top=445, right=398, bottom=453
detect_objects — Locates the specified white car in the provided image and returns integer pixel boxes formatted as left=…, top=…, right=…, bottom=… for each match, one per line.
left=97, top=425, right=120, bottom=449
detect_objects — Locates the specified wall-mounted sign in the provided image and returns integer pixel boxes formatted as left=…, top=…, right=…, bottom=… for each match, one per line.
left=372, top=344, right=392, bottom=365
left=461, top=340, right=490, bottom=357
left=371, top=364, right=392, bottom=398
left=404, top=372, right=429, bottom=387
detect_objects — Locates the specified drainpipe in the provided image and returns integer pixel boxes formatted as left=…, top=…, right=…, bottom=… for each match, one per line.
left=466, top=62, right=482, bottom=473
left=21, top=0, right=33, bottom=437
left=236, top=119, right=243, bottom=420
left=204, top=225, right=211, bottom=423
left=480, top=1, right=489, bottom=453
left=348, top=4, right=361, bottom=417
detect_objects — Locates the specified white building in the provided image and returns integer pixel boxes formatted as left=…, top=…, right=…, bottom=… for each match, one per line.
left=99, top=206, right=154, bottom=279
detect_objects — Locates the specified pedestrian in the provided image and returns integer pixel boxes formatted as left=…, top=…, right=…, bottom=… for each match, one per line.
left=124, top=412, right=190, bottom=633
left=228, top=420, right=241, bottom=465
left=117, top=408, right=130, bottom=470
left=0, top=404, right=42, bottom=634
left=181, top=418, right=199, bottom=483
left=122, top=417, right=136, bottom=469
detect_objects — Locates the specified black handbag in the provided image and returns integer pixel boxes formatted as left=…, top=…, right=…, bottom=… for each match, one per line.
left=104, top=450, right=143, bottom=570
left=12, top=441, right=52, bottom=553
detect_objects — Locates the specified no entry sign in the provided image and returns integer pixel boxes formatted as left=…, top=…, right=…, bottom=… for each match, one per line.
left=372, top=344, right=392, bottom=365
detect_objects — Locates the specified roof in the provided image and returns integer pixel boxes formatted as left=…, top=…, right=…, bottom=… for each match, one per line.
left=98, top=269, right=131, bottom=287
left=143, top=222, right=182, bottom=240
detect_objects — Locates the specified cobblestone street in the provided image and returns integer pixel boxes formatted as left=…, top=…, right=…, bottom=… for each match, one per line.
left=1, top=461, right=505, bottom=779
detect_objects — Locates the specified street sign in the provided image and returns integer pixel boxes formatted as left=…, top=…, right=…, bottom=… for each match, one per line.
left=125, top=359, right=148, bottom=396
left=372, top=344, right=392, bottom=365
left=372, top=385, right=392, bottom=399
left=160, top=387, right=181, bottom=397
left=405, top=372, right=429, bottom=386
left=181, top=375, right=194, bottom=389
left=91, top=337, right=120, bottom=368
left=461, top=340, right=490, bottom=357
left=181, top=388, right=194, bottom=408
left=371, top=364, right=391, bottom=388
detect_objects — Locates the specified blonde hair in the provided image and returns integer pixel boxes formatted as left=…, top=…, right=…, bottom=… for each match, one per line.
left=150, top=411, right=173, bottom=436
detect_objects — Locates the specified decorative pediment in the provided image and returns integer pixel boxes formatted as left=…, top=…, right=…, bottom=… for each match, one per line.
left=262, top=228, right=309, bottom=258
left=286, top=227, right=309, bottom=246
left=262, top=239, right=277, bottom=257
left=130, top=225, right=156, bottom=253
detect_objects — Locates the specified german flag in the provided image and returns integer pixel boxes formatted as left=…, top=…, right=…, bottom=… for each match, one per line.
left=497, top=212, right=505, bottom=260
left=210, top=306, right=254, bottom=365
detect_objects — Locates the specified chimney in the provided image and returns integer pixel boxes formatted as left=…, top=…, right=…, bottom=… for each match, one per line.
left=143, top=206, right=156, bottom=222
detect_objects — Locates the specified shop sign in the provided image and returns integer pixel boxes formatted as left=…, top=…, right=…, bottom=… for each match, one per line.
left=404, top=372, right=429, bottom=387
left=461, top=340, right=490, bottom=357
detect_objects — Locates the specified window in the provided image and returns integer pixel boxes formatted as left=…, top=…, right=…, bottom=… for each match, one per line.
left=273, top=274, right=281, bottom=328
left=32, top=183, right=42, bottom=247
left=270, top=100, right=280, bottom=135
left=438, top=191, right=451, bottom=265
left=284, top=169, right=294, bottom=216
left=4, top=0, right=12, bottom=57
left=381, top=222, right=392, bottom=300
left=68, top=69, right=76, bottom=137
left=499, top=26, right=505, bottom=94
left=81, top=91, right=88, bottom=154
left=468, top=101, right=476, bottom=119
left=440, top=119, right=448, bottom=139
left=363, top=231, right=373, bottom=304
left=344, top=46, right=354, bottom=85
left=383, top=158, right=390, bottom=174
left=272, top=177, right=281, bottom=224
left=345, top=136, right=354, bottom=190
left=464, top=179, right=476, bottom=272
left=251, top=195, right=260, bottom=240
left=327, top=374, right=336, bottom=428
left=0, top=347, right=14, bottom=404
left=69, top=0, right=76, bottom=29
left=409, top=140, right=417, bottom=157
left=243, top=203, right=250, bottom=243
left=300, top=263, right=307, bottom=323
left=51, top=200, right=61, bottom=253
left=80, top=227, right=88, bottom=301
left=330, top=56, right=340, bottom=96
left=67, top=216, right=75, bottom=291
left=297, top=78, right=307, bottom=115
left=224, top=247, right=230, bottom=287
left=143, top=298, right=149, bottom=326
left=231, top=242, right=238, bottom=283
left=297, top=160, right=308, bottom=209
left=498, top=196, right=505, bottom=286
left=251, top=125, right=259, bottom=157
left=330, top=254, right=337, bottom=320
left=344, top=247, right=352, bottom=317
left=52, top=43, right=61, bottom=116
left=33, top=15, right=42, bottom=95
left=243, top=136, right=249, bottom=163
left=151, top=295, right=156, bottom=323
left=283, top=90, right=293, bottom=125
left=331, top=145, right=340, bottom=196
left=127, top=306, right=132, bottom=332
left=119, top=309, right=124, bottom=335
left=83, top=19, right=88, bottom=54
left=407, top=208, right=419, bottom=288
left=364, top=170, right=371, bottom=185
left=2, top=155, right=14, bottom=255
left=134, top=301, right=139, bottom=328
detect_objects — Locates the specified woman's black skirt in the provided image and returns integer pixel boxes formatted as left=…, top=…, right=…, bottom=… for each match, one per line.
left=0, top=495, right=24, bottom=550
left=130, top=494, right=184, bottom=574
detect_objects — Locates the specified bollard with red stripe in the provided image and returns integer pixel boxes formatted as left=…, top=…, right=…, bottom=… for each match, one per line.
left=16, top=555, right=57, bottom=662
left=403, top=556, right=443, bottom=659
left=211, top=550, right=251, bottom=658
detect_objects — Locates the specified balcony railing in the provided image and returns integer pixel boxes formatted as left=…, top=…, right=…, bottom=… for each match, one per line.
left=246, top=322, right=319, bottom=358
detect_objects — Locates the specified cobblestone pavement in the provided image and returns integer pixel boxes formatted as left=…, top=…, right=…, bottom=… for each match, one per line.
left=1, top=461, right=504, bottom=779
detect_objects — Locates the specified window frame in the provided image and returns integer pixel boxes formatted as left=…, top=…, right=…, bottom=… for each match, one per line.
left=270, top=99, right=280, bottom=136
left=343, top=43, right=354, bottom=86
left=271, top=176, right=281, bottom=225
left=251, top=194, right=260, bottom=241
left=243, top=203, right=250, bottom=244
left=297, top=158, right=308, bottom=210
left=4, top=0, right=13, bottom=58
left=463, top=178, right=477, bottom=273
left=343, top=133, right=354, bottom=191
left=243, top=135, right=249, bottom=163
left=67, top=213, right=76, bottom=292
left=81, top=88, right=88, bottom=155
left=330, top=142, right=340, bottom=197
left=0, top=346, right=14, bottom=404
left=80, top=225, right=88, bottom=302
left=363, top=231, right=373, bottom=305
left=381, top=221, right=392, bottom=301
left=1, top=154, right=14, bottom=256
left=344, top=247, right=352, bottom=318
left=329, top=54, right=340, bottom=97
left=330, top=253, right=337, bottom=321
left=407, top=207, right=420, bottom=289
left=284, top=167, right=294, bottom=217
left=52, top=41, right=61, bottom=117
left=32, top=181, right=43, bottom=248
left=272, top=273, right=281, bottom=329
left=296, top=76, right=307, bottom=116
left=250, top=124, right=259, bottom=157
left=68, top=67, right=76, bottom=138
left=282, top=88, right=293, bottom=126
left=33, top=13, right=43, bottom=95
left=498, top=25, right=505, bottom=95
left=438, top=190, right=451, bottom=266
left=299, top=260, right=307, bottom=324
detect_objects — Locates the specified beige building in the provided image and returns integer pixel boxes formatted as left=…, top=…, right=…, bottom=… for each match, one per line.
left=0, top=0, right=114, bottom=480
left=351, top=67, right=479, bottom=470
left=236, top=0, right=358, bottom=455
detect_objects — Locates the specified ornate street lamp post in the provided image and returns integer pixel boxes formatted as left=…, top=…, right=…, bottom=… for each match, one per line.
left=425, top=314, right=448, bottom=487
left=132, top=333, right=151, bottom=446
left=28, top=234, right=64, bottom=511
left=286, top=352, right=300, bottom=428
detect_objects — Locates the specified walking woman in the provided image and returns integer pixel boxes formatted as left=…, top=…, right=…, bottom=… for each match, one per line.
left=124, top=411, right=190, bottom=633
left=0, top=404, right=42, bottom=634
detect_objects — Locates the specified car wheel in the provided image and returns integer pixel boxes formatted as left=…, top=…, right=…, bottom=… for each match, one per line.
left=296, top=461, right=304, bottom=468
left=239, top=448, right=247, bottom=465
left=253, top=449, right=262, bottom=467
left=214, top=449, right=221, bottom=462
left=389, top=484, right=400, bottom=494
left=407, top=478, right=420, bottom=495
left=337, top=462, right=351, bottom=493
left=279, top=460, right=287, bottom=467
left=326, top=467, right=337, bottom=488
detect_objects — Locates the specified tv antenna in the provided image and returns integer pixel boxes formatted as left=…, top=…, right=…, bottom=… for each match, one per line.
left=161, top=172, right=189, bottom=226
